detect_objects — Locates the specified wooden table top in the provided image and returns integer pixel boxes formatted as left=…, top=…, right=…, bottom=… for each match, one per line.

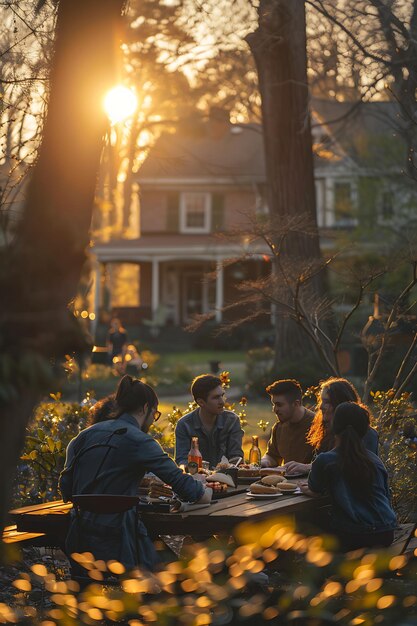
left=9, top=490, right=325, bottom=541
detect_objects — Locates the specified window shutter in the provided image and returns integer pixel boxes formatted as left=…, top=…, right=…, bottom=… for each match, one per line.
left=212, top=194, right=224, bottom=231
left=166, top=192, right=179, bottom=232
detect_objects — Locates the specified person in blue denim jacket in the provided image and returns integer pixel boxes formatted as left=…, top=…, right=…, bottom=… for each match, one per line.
left=175, top=374, right=244, bottom=468
left=59, top=375, right=210, bottom=573
left=301, top=402, right=397, bottom=551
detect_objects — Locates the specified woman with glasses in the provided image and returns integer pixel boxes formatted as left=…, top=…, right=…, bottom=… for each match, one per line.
left=59, top=375, right=211, bottom=573
left=284, top=377, right=378, bottom=476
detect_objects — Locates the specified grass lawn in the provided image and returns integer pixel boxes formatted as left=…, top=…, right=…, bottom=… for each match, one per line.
left=60, top=350, right=248, bottom=401
left=157, top=350, right=247, bottom=385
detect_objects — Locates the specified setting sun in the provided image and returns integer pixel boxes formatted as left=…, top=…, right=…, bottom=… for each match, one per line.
left=103, top=85, right=137, bottom=123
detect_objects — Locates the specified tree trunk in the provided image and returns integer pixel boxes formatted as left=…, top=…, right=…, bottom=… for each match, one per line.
left=0, top=0, right=125, bottom=545
left=246, top=0, right=325, bottom=368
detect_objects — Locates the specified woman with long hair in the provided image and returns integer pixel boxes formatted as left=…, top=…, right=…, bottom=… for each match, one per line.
left=86, top=394, right=117, bottom=426
left=60, top=375, right=211, bottom=573
left=301, top=402, right=397, bottom=550
left=284, top=377, right=378, bottom=475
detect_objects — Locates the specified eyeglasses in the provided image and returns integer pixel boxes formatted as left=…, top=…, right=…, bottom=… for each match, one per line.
left=153, top=409, right=161, bottom=422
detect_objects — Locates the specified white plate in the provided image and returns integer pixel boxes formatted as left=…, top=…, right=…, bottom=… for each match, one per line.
left=278, top=487, right=302, bottom=495
left=246, top=492, right=283, bottom=499
left=283, top=473, right=308, bottom=480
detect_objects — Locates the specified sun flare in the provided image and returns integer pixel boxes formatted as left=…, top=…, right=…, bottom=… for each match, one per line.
left=104, top=86, right=137, bottom=124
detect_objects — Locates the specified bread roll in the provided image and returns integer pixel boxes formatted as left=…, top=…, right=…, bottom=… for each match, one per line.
left=277, top=482, right=298, bottom=492
left=206, top=472, right=235, bottom=488
left=261, top=474, right=287, bottom=486
left=260, top=468, right=286, bottom=477
left=250, top=482, right=280, bottom=494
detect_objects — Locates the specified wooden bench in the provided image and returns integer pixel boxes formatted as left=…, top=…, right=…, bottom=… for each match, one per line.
left=391, top=523, right=417, bottom=556
left=2, top=524, right=46, bottom=545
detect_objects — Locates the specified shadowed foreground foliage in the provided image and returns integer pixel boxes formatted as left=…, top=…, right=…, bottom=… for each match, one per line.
left=1, top=517, right=417, bottom=625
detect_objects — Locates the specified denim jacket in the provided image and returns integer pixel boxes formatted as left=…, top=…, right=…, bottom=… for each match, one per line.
left=308, top=448, right=397, bottom=534
left=175, top=408, right=244, bottom=468
left=59, top=413, right=204, bottom=570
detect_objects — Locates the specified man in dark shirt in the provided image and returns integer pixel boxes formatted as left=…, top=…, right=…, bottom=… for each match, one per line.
left=175, top=374, right=244, bottom=468
left=261, top=379, right=314, bottom=468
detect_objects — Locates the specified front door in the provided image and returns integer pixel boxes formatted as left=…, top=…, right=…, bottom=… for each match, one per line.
left=181, top=272, right=205, bottom=324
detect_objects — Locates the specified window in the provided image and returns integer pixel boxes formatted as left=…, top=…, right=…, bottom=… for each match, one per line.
left=180, top=193, right=211, bottom=233
left=110, top=263, right=140, bottom=306
left=381, top=190, right=393, bottom=220
left=334, top=181, right=356, bottom=227
left=334, top=182, right=352, bottom=218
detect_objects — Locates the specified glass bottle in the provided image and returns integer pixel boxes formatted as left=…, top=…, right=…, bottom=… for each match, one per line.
left=187, top=437, right=202, bottom=474
left=248, top=435, right=261, bottom=466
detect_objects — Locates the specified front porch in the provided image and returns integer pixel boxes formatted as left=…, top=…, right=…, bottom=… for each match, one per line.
left=92, top=235, right=272, bottom=336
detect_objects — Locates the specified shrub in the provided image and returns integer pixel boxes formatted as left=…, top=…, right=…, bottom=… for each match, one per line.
left=245, top=349, right=329, bottom=396
left=372, top=390, right=417, bottom=522
left=14, top=395, right=90, bottom=506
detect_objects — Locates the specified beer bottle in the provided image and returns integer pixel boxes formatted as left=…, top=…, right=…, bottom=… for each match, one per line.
left=248, top=435, right=261, bottom=466
left=187, top=437, right=202, bottom=474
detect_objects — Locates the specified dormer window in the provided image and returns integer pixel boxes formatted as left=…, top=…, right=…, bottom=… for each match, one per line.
left=180, top=192, right=211, bottom=233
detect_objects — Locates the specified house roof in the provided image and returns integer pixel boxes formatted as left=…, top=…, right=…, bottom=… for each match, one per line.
left=312, top=99, right=405, bottom=170
left=94, top=234, right=270, bottom=263
left=138, top=124, right=266, bottom=183
left=137, top=99, right=405, bottom=183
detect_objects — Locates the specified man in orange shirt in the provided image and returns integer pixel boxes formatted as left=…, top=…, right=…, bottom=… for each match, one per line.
left=261, top=379, right=314, bottom=468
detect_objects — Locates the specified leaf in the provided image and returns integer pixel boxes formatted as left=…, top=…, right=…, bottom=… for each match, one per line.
left=47, top=437, right=55, bottom=453
left=29, top=450, right=38, bottom=461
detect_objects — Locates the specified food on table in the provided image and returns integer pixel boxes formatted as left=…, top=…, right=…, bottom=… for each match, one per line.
left=277, top=482, right=298, bottom=493
left=261, top=474, right=287, bottom=486
left=249, top=482, right=280, bottom=495
left=209, top=482, right=228, bottom=492
left=237, top=464, right=261, bottom=478
left=260, top=467, right=286, bottom=477
left=206, top=472, right=235, bottom=488
left=216, top=461, right=231, bottom=471
left=148, top=481, right=173, bottom=499
left=215, top=455, right=233, bottom=471
left=197, top=467, right=211, bottom=475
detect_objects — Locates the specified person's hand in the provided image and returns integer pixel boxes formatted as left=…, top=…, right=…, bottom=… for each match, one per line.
left=197, top=487, right=213, bottom=504
left=261, top=458, right=271, bottom=468
left=298, top=483, right=310, bottom=495
left=283, top=461, right=310, bottom=475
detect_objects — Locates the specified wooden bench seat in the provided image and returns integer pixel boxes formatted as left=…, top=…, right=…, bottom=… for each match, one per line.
left=390, top=523, right=417, bottom=556
left=2, top=524, right=45, bottom=545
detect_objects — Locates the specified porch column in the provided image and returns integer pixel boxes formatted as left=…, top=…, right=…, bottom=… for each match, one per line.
left=91, top=261, right=102, bottom=338
left=215, top=260, right=224, bottom=323
left=151, top=258, right=160, bottom=320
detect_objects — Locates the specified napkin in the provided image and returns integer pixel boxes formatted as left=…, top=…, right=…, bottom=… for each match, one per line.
left=170, top=501, right=212, bottom=513
left=170, top=486, right=213, bottom=512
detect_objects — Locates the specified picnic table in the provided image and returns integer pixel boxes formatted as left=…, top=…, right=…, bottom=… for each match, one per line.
left=8, top=489, right=327, bottom=547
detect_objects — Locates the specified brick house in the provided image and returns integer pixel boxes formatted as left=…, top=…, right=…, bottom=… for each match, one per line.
left=92, top=100, right=414, bottom=335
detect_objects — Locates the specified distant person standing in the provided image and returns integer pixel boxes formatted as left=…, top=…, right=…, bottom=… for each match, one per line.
left=107, top=317, right=128, bottom=365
